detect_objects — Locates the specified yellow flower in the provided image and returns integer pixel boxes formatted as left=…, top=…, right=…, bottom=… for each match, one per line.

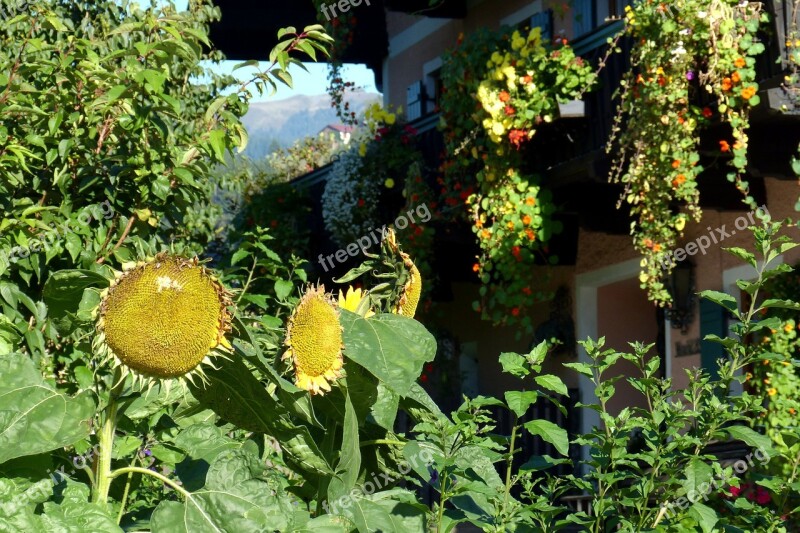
left=283, top=286, right=344, bottom=395
left=768, top=388, right=777, bottom=396
left=359, top=143, right=367, bottom=157
left=96, top=254, right=233, bottom=386
left=338, top=286, right=375, bottom=318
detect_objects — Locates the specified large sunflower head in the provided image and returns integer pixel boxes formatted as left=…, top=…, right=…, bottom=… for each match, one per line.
left=95, top=254, right=232, bottom=385
left=283, top=285, right=344, bottom=395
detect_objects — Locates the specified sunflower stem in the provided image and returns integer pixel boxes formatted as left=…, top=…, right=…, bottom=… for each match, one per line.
left=109, top=466, right=191, bottom=500
left=93, top=367, right=124, bottom=505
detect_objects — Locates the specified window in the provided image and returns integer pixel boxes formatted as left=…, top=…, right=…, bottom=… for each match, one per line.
left=572, top=0, right=596, bottom=38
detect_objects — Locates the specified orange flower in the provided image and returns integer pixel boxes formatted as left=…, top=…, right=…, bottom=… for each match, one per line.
left=525, top=197, right=536, bottom=206
left=481, top=229, right=491, bottom=239
left=522, top=215, right=532, bottom=226
left=672, top=174, right=686, bottom=188
left=741, top=86, right=756, bottom=100
left=790, top=408, right=797, bottom=415
left=472, top=263, right=480, bottom=273
left=522, top=75, right=532, bottom=84
left=719, top=140, right=731, bottom=152
left=672, top=160, right=681, bottom=169
left=722, top=77, right=732, bottom=91
left=731, top=71, right=741, bottom=83
left=734, top=57, right=746, bottom=68
left=525, top=229, right=536, bottom=241
left=499, top=90, right=511, bottom=103
left=507, top=221, right=515, bottom=230
left=475, top=219, right=483, bottom=228
left=733, top=140, right=743, bottom=150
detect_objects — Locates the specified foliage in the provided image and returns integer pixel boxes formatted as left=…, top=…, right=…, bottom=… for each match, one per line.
left=611, top=0, right=767, bottom=304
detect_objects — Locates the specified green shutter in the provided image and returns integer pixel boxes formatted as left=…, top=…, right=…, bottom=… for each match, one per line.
left=700, top=299, right=727, bottom=379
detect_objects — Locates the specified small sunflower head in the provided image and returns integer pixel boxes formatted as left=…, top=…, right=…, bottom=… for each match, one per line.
left=96, top=254, right=232, bottom=385
left=283, top=286, right=344, bottom=395
left=395, top=261, right=422, bottom=318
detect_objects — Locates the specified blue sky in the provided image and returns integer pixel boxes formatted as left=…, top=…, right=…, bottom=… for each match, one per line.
left=206, top=61, right=379, bottom=102
left=163, top=0, right=379, bottom=102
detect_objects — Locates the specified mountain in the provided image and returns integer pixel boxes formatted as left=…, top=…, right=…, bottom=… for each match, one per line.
left=240, top=92, right=381, bottom=159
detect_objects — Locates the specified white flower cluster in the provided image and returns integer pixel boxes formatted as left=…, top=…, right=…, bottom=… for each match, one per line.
left=322, top=148, right=380, bottom=246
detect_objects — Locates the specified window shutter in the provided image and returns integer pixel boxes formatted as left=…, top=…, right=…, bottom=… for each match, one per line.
left=572, top=0, right=595, bottom=38
left=700, top=299, right=726, bottom=379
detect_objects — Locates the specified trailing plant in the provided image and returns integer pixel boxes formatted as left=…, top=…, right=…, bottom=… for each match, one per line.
left=439, top=26, right=595, bottom=333
left=611, top=0, right=767, bottom=304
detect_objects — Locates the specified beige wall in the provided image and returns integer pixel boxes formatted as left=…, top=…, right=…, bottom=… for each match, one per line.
left=383, top=0, right=577, bottom=108
left=425, top=176, right=800, bottom=402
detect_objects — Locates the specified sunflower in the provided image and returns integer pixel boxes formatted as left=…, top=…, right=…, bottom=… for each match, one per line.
left=385, top=229, right=422, bottom=318
left=95, top=254, right=233, bottom=387
left=338, top=286, right=375, bottom=317
left=283, top=286, right=344, bottom=395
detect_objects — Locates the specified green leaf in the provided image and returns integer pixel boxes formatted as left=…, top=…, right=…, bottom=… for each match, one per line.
left=699, top=290, right=738, bottom=312
left=504, top=390, right=538, bottom=417
left=523, top=419, right=569, bottom=456
left=151, top=449, right=298, bottom=533
left=682, top=458, right=713, bottom=501
left=274, top=279, right=294, bottom=300
left=42, top=270, right=109, bottom=334
left=498, top=352, right=528, bottom=378
left=724, top=426, right=773, bottom=455
left=339, top=311, right=436, bottom=397
left=327, top=391, right=361, bottom=504
left=534, top=374, right=568, bottom=396
left=0, top=354, right=94, bottom=464
left=688, top=502, right=718, bottom=533
left=334, top=488, right=428, bottom=533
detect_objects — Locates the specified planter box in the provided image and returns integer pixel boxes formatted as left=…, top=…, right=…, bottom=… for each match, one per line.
left=558, top=99, right=585, bottom=118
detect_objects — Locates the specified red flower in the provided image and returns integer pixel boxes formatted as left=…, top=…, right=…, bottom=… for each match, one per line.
left=754, top=487, right=771, bottom=505
left=719, top=140, right=731, bottom=152
left=357, top=198, right=366, bottom=207
left=504, top=105, right=516, bottom=116
left=729, top=485, right=743, bottom=497
left=522, top=287, right=532, bottom=295
left=702, top=107, right=713, bottom=118
left=425, top=363, right=434, bottom=373
left=511, top=307, right=520, bottom=316
left=270, top=220, right=278, bottom=228
left=508, top=129, right=527, bottom=148
left=420, top=374, right=428, bottom=383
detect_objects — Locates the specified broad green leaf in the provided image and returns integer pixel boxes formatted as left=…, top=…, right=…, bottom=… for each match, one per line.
left=334, top=488, right=427, bottom=533
left=688, top=502, right=718, bottom=533
left=682, top=458, right=713, bottom=501
left=534, top=374, right=568, bottom=396
left=724, top=426, right=774, bottom=456
left=42, top=270, right=109, bottom=334
left=499, top=352, right=528, bottom=378
left=0, top=354, right=94, bottom=464
left=504, top=390, right=538, bottom=417
left=340, top=311, right=435, bottom=397
left=523, top=419, right=569, bottom=456
left=151, top=449, right=298, bottom=533
left=699, top=290, right=738, bottom=312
